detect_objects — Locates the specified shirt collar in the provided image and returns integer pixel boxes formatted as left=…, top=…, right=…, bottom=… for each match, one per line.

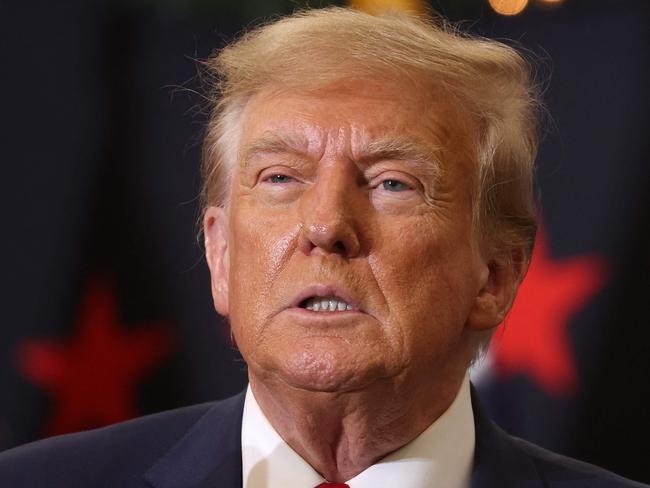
left=241, top=375, right=475, bottom=488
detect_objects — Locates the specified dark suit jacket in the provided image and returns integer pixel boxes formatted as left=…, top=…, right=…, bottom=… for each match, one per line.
left=0, top=388, right=646, bottom=488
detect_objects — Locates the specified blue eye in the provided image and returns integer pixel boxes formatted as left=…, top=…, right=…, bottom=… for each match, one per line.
left=382, top=179, right=409, bottom=192
left=269, top=174, right=293, bottom=184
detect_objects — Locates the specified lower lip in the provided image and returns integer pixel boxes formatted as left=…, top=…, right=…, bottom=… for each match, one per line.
left=285, top=307, right=366, bottom=318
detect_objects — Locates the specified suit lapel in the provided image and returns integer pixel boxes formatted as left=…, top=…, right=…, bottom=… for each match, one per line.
left=470, top=386, right=544, bottom=488
left=144, top=392, right=246, bottom=488
left=144, top=385, right=547, bottom=488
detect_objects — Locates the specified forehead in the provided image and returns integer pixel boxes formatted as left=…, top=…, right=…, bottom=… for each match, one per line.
left=237, top=79, right=473, bottom=164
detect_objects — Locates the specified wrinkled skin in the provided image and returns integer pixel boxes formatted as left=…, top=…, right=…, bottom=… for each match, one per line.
left=204, top=80, right=519, bottom=481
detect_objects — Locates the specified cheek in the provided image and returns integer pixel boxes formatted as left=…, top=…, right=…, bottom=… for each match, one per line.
left=370, top=221, right=478, bottom=342
left=227, top=204, right=301, bottom=321
left=371, top=221, right=451, bottom=292
left=231, top=199, right=288, bottom=268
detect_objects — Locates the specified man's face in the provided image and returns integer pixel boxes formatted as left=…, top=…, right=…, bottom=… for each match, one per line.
left=205, top=80, right=503, bottom=394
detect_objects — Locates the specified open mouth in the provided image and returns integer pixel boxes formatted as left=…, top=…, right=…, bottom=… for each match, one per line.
left=299, top=296, right=354, bottom=312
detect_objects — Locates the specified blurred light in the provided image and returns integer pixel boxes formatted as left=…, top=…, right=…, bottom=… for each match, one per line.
left=349, top=0, right=429, bottom=16
left=488, top=0, right=529, bottom=16
left=535, top=0, right=565, bottom=12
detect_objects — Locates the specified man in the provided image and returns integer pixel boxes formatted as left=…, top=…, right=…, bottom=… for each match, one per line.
left=0, top=6, right=646, bottom=488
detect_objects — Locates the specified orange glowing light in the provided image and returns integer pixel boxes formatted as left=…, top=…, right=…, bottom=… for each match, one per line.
left=349, top=0, right=429, bottom=15
left=488, top=0, right=529, bottom=15
left=535, top=0, right=565, bottom=11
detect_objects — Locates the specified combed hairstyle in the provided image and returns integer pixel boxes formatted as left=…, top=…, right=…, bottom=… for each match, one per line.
left=200, top=6, right=540, bottom=265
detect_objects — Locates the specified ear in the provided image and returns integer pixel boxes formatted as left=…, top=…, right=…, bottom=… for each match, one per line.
left=204, top=206, right=230, bottom=316
left=466, top=248, right=528, bottom=331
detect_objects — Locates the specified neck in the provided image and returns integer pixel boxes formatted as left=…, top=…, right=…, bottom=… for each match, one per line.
left=249, top=372, right=468, bottom=482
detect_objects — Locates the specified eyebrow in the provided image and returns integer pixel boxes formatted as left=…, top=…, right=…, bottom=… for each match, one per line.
left=241, top=132, right=443, bottom=181
left=357, top=137, right=443, bottom=181
left=241, top=133, right=311, bottom=168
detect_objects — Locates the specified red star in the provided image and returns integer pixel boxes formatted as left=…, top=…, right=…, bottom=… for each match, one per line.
left=14, top=278, right=172, bottom=436
left=490, top=227, right=607, bottom=396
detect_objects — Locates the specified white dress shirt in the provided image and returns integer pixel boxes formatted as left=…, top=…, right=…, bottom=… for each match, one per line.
left=241, top=375, right=475, bottom=488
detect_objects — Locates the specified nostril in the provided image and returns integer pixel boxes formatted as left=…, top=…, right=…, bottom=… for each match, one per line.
left=298, top=219, right=361, bottom=258
left=333, top=241, right=346, bottom=253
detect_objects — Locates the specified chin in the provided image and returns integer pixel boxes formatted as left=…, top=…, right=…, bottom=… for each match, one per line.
left=274, top=347, right=382, bottom=394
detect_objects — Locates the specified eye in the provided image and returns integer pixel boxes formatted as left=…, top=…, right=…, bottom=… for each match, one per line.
left=267, top=174, right=295, bottom=184
left=381, top=179, right=410, bottom=192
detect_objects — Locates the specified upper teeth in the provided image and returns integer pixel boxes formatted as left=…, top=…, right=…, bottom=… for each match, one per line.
left=303, top=296, right=353, bottom=312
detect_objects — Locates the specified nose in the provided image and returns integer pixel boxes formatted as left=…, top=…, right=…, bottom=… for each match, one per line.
left=297, top=164, right=362, bottom=258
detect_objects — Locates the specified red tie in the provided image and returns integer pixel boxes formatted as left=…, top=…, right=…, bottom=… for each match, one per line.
left=316, top=484, right=350, bottom=488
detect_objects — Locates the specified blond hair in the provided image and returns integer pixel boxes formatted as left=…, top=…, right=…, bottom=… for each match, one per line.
left=201, top=6, right=539, bottom=261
